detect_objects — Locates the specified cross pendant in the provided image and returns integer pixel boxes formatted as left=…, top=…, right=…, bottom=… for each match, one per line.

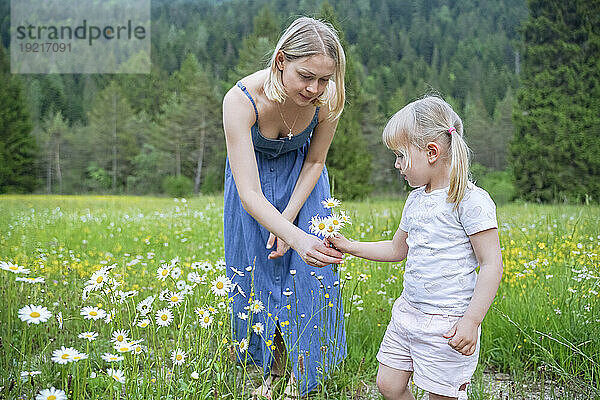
left=287, top=130, right=293, bottom=140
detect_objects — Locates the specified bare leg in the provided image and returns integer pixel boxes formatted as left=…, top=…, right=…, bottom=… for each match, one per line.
left=377, top=363, right=415, bottom=400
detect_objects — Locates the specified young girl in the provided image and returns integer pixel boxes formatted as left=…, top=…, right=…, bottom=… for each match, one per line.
left=328, top=96, right=503, bottom=400
left=223, top=17, right=346, bottom=399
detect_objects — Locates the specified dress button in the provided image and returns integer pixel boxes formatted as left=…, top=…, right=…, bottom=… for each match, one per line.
left=270, top=167, right=274, bottom=172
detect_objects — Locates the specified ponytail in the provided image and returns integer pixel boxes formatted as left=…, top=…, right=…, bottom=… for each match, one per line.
left=447, top=125, right=471, bottom=210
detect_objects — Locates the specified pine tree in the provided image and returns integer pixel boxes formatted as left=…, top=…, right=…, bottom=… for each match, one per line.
left=320, top=2, right=372, bottom=199
left=511, top=0, right=600, bottom=202
left=0, top=46, right=37, bottom=193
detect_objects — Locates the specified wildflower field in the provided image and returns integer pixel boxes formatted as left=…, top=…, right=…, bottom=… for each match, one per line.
left=0, top=195, right=598, bottom=400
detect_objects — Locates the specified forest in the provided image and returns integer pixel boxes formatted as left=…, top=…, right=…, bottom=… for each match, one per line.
left=1, top=0, right=598, bottom=203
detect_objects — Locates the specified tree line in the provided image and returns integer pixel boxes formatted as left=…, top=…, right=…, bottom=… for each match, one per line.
left=1, top=0, right=598, bottom=202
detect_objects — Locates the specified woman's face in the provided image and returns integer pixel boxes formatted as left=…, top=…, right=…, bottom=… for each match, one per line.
left=278, top=53, right=336, bottom=106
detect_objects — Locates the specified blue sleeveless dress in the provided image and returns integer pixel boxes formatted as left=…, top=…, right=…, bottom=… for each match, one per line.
left=224, top=81, right=346, bottom=395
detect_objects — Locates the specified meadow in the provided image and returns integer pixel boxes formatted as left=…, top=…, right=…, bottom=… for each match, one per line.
left=0, top=195, right=598, bottom=400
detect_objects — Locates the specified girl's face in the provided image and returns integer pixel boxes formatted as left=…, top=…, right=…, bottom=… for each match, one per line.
left=278, top=53, right=335, bottom=106
left=394, top=144, right=431, bottom=189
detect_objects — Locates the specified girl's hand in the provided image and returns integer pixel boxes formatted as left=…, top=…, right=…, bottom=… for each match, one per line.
left=296, top=232, right=343, bottom=268
left=266, top=233, right=291, bottom=259
left=326, top=233, right=354, bottom=254
left=443, top=316, right=479, bottom=356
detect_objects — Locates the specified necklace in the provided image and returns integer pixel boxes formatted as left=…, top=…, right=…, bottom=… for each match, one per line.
left=277, top=103, right=300, bottom=140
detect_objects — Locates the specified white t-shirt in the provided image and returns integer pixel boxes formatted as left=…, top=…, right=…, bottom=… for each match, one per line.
left=399, top=184, right=497, bottom=315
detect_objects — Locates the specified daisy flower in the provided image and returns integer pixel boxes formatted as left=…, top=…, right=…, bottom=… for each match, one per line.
left=321, top=197, right=341, bottom=209
left=107, top=368, right=126, bottom=384
left=215, top=259, right=226, bottom=270
left=194, top=307, right=209, bottom=318
left=101, top=353, right=124, bottom=362
left=20, top=370, right=41, bottom=381
left=170, top=266, right=182, bottom=279
left=210, top=275, right=232, bottom=296
left=78, top=331, right=98, bottom=341
left=155, top=308, right=173, bottom=327
left=1, top=261, right=30, bottom=274
left=114, top=342, right=133, bottom=353
left=165, top=291, right=184, bottom=308
left=35, top=387, right=67, bottom=400
left=230, top=266, right=244, bottom=277
left=252, top=322, right=264, bottom=335
left=156, top=264, right=171, bottom=281
left=309, top=216, right=328, bottom=237
left=176, top=279, right=187, bottom=290
left=199, top=314, right=213, bottom=328
left=56, top=311, right=63, bottom=329
left=237, top=312, right=248, bottom=320
left=171, top=348, right=186, bottom=366
left=238, top=338, right=249, bottom=353
left=339, top=210, right=352, bottom=225
left=198, top=261, right=213, bottom=272
left=136, top=295, right=156, bottom=315
left=72, top=351, right=89, bottom=361
left=18, top=305, right=52, bottom=324
left=16, top=276, right=45, bottom=283
left=87, top=269, right=108, bottom=290
left=250, top=299, right=265, bottom=314
left=51, top=346, right=78, bottom=364
left=111, top=330, right=130, bottom=344
left=137, top=318, right=151, bottom=328
left=80, top=306, right=106, bottom=321
left=104, top=310, right=115, bottom=324
left=329, top=213, right=345, bottom=230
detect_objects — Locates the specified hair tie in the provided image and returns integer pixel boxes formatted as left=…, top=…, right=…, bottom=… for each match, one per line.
left=448, top=127, right=456, bottom=134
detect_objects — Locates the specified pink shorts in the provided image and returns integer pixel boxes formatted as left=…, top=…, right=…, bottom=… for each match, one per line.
left=376, top=296, right=480, bottom=398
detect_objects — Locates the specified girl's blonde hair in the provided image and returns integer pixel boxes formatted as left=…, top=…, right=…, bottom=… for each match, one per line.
left=264, top=17, right=346, bottom=120
left=382, top=96, right=471, bottom=208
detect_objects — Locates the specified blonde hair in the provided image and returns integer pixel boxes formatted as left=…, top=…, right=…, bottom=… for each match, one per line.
left=263, top=17, right=346, bottom=120
left=382, top=96, right=471, bottom=208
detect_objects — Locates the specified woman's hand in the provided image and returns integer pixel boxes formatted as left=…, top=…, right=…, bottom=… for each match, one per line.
left=295, top=232, right=344, bottom=268
left=443, top=316, right=479, bottom=356
left=266, top=233, right=291, bottom=259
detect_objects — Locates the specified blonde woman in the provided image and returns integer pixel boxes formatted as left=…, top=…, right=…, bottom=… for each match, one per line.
left=223, top=17, right=347, bottom=398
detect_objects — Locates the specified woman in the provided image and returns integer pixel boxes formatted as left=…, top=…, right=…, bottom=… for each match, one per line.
left=223, top=17, right=347, bottom=399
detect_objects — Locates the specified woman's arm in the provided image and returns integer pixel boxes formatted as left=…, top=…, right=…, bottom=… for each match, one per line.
left=327, top=227, right=408, bottom=262
left=223, top=87, right=343, bottom=267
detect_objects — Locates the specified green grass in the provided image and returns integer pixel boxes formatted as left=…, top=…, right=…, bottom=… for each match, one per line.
left=0, top=195, right=598, bottom=399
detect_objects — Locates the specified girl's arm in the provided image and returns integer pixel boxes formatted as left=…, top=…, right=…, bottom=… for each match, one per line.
left=223, top=87, right=343, bottom=268
left=327, top=227, right=408, bottom=262
left=444, top=227, right=503, bottom=355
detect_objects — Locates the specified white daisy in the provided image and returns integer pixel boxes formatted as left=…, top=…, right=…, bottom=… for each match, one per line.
left=252, top=322, right=264, bottom=335
left=111, top=330, right=130, bottom=344
left=309, top=216, right=329, bottom=237
left=56, top=311, right=63, bottom=329
left=80, top=306, right=106, bottom=321
left=210, top=275, right=232, bottom=296
left=171, top=348, right=186, bottom=366
left=170, top=266, right=182, bottom=279
left=165, top=291, right=184, bottom=308
left=230, top=266, right=244, bottom=277
left=20, top=370, right=41, bottom=381
left=104, top=310, right=114, bottom=324
left=250, top=299, right=264, bottom=314
left=194, top=307, right=209, bottom=318
left=71, top=351, right=89, bottom=361
left=137, top=318, right=151, bottom=328
left=87, top=269, right=108, bottom=290
left=155, top=308, right=173, bottom=327
left=191, top=371, right=199, bottom=379
left=237, top=312, right=248, bottom=320
left=136, top=295, right=155, bottom=316
left=1, top=261, right=30, bottom=274
left=114, top=341, right=133, bottom=353
left=187, top=272, right=204, bottom=284
left=238, top=338, right=249, bottom=353
left=329, top=213, right=345, bottom=230
left=16, top=276, right=45, bottom=283
left=156, top=264, right=171, bottom=281
left=321, top=197, right=341, bottom=209
left=101, top=353, right=124, bottom=362
left=339, top=210, right=352, bottom=225
left=35, top=387, right=67, bottom=400
left=199, top=314, right=213, bottom=328
left=107, top=368, right=126, bottom=384
left=78, top=331, right=98, bottom=341
left=215, top=259, right=226, bottom=270
left=18, top=305, right=52, bottom=324
left=133, top=343, right=146, bottom=355
left=198, top=261, right=213, bottom=272
left=51, top=346, right=78, bottom=364
left=176, top=279, right=187, bottom=290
